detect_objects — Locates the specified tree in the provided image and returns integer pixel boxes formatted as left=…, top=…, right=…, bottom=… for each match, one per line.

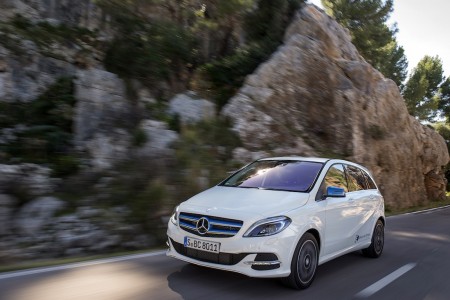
left=200, top=0, right=304, bottom=108
left=378, top=40, right=408, bottom=89
left=437, top=77, right=450, bottom=121
left=402, top=55, right=445, bottom=121
left=322, top=0, right=408, bottom=86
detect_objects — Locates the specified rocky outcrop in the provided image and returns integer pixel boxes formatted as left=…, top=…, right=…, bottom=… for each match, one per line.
left=168, top=92, right=216, bottom=125
left=0, top=194, right=16, bottom=236
left=15, top=196, right=65, bottom=235
left=0, top=0, right=102, bottom=30
left=0, top=163, right=55, bottom=196
left=223, top=4, right=449, bottom=209
left=74, top=68, right=134, bottom=168
left=136, top=120, right=179, bottom=157
left=0, top=44, right=76, bottom=102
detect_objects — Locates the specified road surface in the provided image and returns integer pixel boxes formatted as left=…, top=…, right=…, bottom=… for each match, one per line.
left=1, top=206, right=449, bottom=300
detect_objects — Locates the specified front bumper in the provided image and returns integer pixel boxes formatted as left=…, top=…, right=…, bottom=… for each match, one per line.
left=166, top=221, right=297, bottom=278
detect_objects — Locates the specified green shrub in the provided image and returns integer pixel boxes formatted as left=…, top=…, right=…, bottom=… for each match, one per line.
left=132, top=127, right=148, bottom=147
left=0, top=77, right=79, bottom=176
left=201, top=42, right=275, bottom=108
left=171, top=118, right=241, bottom=203
left=104, top=20, right=197, bottom=84
left=167, top=114, right=181, bottom=133
left=9, top=14, right=94, bottom=48
left=52, top=155, right=80, bottom=177
left=200, top=0, right=304, bottom=108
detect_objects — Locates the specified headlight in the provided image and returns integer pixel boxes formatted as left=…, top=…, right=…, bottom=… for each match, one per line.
left=170, top=205, right=179, bottom=225
left=243, top=216, right=291, bottom=237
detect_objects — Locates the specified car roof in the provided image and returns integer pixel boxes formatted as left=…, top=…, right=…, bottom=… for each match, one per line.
left=257, top=157, right=370, bottom=172
left=258, top=156, right=330, bottom=163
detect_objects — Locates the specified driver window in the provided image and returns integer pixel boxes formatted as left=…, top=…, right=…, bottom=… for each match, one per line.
left=316, top=164, right=348, bottom=200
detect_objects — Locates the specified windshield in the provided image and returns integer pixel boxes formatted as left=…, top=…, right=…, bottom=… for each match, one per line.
left=220, top=160, right=324, bottom=192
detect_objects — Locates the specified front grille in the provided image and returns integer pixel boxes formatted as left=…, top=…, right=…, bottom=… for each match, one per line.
left=178, top=212, right=243, bottom=238
left=170, top=238, right=247, bottom=265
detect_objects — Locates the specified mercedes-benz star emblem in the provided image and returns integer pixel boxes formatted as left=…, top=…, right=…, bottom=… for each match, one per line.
left=196, top=217, right=210, bottom=235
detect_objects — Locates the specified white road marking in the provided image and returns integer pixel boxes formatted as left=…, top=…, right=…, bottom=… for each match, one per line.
left=0, top=250, right=166, bottom=280
left=389, top=205, right=450, bottom=218
left=355, top=263, right=417, bottom=298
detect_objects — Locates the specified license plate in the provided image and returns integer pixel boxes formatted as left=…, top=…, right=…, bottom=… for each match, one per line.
left=184, top=236, right=220, bottom=253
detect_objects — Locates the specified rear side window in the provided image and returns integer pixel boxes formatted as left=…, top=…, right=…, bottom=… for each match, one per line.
left=345, top=165, right=367, bottom=192
left=363, top=171, right=377, bottom=189
left=316, top=164, right=348, bottom=200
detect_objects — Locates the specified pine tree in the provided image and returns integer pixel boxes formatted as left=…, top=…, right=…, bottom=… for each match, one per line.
left=322, top=0, right=408, bottom=86
left=437, top=77, right=450, bottom=121
left=402, top=55, right=445, bottom=121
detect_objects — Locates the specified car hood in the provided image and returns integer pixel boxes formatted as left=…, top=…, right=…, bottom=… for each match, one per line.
left=179, top=186, right=310, bottom=220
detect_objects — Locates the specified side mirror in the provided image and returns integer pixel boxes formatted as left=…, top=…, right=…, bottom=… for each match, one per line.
left=323, top=186, right=346, bottom=199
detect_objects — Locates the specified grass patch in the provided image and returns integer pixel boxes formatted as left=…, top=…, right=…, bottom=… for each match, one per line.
left=9, top=14, right=95, bottom=48
left=0, top=247, right=165, bottom=274
left=385, top=198, right=450, bottom=216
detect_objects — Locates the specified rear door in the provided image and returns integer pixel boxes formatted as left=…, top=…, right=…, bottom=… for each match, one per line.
left=317, top=164, right=358, bottom=256
left=343, top=165, right=378, bottom=247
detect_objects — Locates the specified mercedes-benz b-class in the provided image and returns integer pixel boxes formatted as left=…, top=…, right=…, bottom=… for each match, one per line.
left=167, top=157, right=385, bottom=289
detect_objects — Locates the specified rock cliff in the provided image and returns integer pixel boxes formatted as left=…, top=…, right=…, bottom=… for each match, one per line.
left=223, top=4, right=449, bottom=209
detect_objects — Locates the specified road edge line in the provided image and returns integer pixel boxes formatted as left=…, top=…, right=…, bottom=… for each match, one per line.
left=389, top=204, right=450, bottom=218
left=0, top=250, right=166, bottom=280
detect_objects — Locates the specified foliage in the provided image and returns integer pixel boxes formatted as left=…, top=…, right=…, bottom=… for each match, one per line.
left=377, top=40, right=408, bottom=89
left=131, top=128, right=148, bottom=147
left=200, top=42, right=273, bottom=108
left=172, top=118, right=242, bottom=199
left=8, top=14, right=94, bottom=49
left=99, top=0, right=303, bottom=105
left=201, top=0, right=304, bottom=108
left=102, top=160, right=169, bottom=231
left=432, top=123, right=450, bottom=152
left=322, top=0, right=408, bottom=86
left=0, top=78, right=79, bottom=176
left=144, top=101, right=181, bottom=132
left=104, top=20, right=197, bottom=84
left=437, top=77, right=450, bottom=122
left=402, top=55, right=445, bottom=121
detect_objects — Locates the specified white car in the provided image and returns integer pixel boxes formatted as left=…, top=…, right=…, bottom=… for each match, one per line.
left=166, top=157, right=385, bottom=289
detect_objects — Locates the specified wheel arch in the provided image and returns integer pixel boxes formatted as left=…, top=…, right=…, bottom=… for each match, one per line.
left=305, top=228, right=321, bottom=251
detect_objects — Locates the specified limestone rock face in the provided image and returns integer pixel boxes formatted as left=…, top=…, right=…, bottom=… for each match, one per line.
left=0, top=163, right=54, bottom=196
left=0, top=0, right=102, bottom=30
left=74, top=68, right=133, bottom=168
left=0, top=194, right=17, bottom=236
left=223, top=4, right=449, bottom=209
left=0, top=44, right=76, bottom=102
left=15, top=196, right=65, bottom=235
left=168, top=92, right=216, bottom=125
left=136, top=120, right=179, bottom=157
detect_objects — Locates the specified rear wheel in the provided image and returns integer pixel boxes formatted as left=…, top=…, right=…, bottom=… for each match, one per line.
left=362, top=219, right=384, bottom=258
left=282, top=232, right=319, bottom=289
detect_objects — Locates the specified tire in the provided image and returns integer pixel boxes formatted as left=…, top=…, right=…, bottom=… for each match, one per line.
left=282, top=232, right=319, bottom=289
left=362, top=219, right=384, bottom=258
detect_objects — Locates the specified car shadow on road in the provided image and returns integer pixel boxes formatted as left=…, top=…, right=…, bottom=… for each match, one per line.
left=166, top=252, right=370, bottom=300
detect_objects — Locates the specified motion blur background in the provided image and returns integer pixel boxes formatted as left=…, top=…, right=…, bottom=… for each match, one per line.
left=0, top=0, right=449, bottom=269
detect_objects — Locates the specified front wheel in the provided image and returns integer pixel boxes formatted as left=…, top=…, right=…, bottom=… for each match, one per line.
left=362, top=219, right=384, bottom=258
left=282, top=232, right=319, bottom=289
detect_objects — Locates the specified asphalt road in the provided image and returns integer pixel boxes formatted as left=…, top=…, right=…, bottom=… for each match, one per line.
left=1, top=206, right=450, bottom=300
